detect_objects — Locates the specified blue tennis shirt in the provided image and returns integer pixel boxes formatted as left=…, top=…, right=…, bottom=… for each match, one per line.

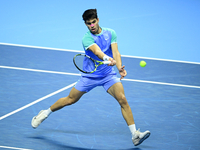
left=82, top=27, right=117, bottom=77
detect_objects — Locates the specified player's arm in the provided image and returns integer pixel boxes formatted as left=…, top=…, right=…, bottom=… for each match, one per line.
left=111, top=43, right=127, bottom=80
left=88, top=44, right=116, bottom=66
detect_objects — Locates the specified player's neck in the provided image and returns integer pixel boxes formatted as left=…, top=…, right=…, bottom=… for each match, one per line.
left=94, top=27, right=102, bottom=35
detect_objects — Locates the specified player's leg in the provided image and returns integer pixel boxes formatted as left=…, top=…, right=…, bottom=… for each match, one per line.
left=107, top=82, right=150, bottom=146
left=50, top=87, right=86, bottom=112
left=107, top=82, right=134, bottom=126
left=31, top=87, right=85, bottom=128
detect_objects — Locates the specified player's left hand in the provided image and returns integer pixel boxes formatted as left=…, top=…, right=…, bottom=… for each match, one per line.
left=119, top=65, right=127, bottom=80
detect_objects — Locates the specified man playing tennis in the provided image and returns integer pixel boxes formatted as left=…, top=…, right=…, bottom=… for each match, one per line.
left=31, top=9, right=150, bottom=146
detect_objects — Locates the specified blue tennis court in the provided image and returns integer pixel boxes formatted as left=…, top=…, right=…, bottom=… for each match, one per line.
left=0, top=43, right=200, bottom=150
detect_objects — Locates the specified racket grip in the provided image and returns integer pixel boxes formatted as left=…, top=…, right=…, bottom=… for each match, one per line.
left=103, top=61, right=111, bottom=64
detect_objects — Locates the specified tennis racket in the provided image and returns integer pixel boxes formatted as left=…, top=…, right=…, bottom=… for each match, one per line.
left=73, top=54, right=111, bottom=74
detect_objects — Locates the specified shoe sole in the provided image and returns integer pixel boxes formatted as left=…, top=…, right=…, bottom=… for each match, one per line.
left=31, top=116, right=37, bottom=129
left=135, top=132, right=151, bottom=146
left=31, top=110, right=45, bottom=129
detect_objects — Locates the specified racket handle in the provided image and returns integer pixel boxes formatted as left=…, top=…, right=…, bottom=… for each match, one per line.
left=103, top=61, right=111, bottom=64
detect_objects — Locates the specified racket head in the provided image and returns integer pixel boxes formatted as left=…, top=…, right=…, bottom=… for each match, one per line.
left=73, top=54, right=99, bottom=74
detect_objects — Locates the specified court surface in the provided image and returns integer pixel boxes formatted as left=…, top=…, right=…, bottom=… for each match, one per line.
left=0, top=43, right=200, bottom=150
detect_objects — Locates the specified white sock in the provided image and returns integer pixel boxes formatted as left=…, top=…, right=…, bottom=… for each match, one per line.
left=129, top=124, right=136, bottom=136
left=44, top=108, right=52, bottom=116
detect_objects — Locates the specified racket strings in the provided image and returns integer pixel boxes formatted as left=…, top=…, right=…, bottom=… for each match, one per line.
left=74, top=55, right=96, bottom=73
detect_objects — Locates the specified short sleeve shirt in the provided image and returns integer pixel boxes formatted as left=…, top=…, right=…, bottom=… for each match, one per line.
left=81, top=27, right=117, bottom=77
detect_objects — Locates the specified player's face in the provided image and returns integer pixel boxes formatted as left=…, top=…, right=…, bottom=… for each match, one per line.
left=85, top=18, right=101, bottom=34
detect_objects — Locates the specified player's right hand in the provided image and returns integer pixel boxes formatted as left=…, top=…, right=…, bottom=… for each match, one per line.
left=108, top=58, right=116, bottom=66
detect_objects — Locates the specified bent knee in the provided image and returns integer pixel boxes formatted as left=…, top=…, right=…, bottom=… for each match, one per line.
left=118, top=94, right=129, bottom=106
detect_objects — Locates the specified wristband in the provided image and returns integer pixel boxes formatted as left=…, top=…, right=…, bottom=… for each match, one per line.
left=103, top=55, right=110, bottom=61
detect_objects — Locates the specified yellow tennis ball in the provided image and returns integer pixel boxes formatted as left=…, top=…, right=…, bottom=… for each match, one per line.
left=140, top=60, right=146, bottom=67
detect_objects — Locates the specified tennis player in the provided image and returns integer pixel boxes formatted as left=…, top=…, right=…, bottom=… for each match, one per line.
left=31, top=9, right=150, bottom=146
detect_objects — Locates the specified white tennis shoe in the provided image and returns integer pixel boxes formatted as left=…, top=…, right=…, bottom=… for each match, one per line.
left=31, top=110, right=47, bottom=129
left=132, top=129, right=150, bottom=146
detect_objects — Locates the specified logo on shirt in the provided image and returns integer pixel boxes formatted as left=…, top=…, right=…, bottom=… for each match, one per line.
left=104, top=33, right=109, bottom=41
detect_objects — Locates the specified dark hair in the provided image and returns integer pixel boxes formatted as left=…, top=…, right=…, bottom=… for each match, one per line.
left=82, top=9, right=98, bottom=22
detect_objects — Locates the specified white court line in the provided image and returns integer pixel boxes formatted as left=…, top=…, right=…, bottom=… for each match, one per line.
left=0, top=65, right=200, bottom=89
left=0, top=145, right=33, bottom=150
left=121, top=54, right=200, bottom=65
left=0, top=65, right=81, bottom=76
left=122, top=78, right=200, bottom=89
left=0, top=82, right=76, bottom=120
left=1, top=42, right=200, bottom=64
left=0, top=42, right=84, bottom=53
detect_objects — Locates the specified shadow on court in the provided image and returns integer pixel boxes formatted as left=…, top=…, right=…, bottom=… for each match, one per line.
left=28, top=135, right=142, bottom=150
